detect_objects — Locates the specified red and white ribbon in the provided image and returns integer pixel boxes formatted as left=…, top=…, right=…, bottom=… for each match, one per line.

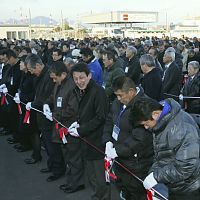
left=59, top=127, right=68, bottom=144
left=23, top=110, right=30, bottom=124
left=17, top=103, right=22, bottom=115
left=104, top=157, right=117, bottom=183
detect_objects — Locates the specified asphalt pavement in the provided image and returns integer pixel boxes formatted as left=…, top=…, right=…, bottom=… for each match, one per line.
left=0, top=134, right=120, bottom=200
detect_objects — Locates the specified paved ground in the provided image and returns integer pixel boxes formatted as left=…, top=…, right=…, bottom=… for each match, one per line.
left=0, top=134, right=120, bottom=200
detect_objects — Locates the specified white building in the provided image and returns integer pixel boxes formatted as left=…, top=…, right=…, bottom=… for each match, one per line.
left=0, top=25, right=30, bottom=39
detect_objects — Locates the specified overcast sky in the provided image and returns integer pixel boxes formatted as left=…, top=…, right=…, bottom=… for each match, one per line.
left=0, top=0, right=200, bottom=24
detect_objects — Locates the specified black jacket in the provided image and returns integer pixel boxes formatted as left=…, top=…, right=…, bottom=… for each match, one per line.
left=126, top=56, right=142, bottom=85
left=73, top=79, right=109, bottom=160
left=182, top=72, right=200, bottom=114
left=46, top=75, right=77, bottom=143
left=141, top=67, right=162, bottom=101
left=18, top=72, right=37, bottom=133
left=103, top=88, right=153, bottom=175
left=0, top=60, right=22, bottom=109
left=151, top=98, right=200, bottom=193
left=161, top=61, right=182, bottom=101
left=31, top=66, right=55, bottom=131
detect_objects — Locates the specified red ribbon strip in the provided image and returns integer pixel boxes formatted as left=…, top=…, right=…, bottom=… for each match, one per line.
left=55, top=122, right=59, bottom=130
left=1, top=94, right=6, bottom=105
left=147, top=190, right=153, bottom=200
left=23, top=110, right=30, bottom=124
left=17, top=103, right=22, bottom=115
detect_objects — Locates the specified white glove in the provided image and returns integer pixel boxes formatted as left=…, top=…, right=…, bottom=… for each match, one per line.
left=2, top=87, right=8, bottom=94
left=43, top=104, right=51, bottom=113
left=45, top=111, right=53, bottom=121
left=0, top=84, right=6, bottom=89
left=69, top=127, right=79, bottom=137
left=105, top=141, right=113, bottom=155
left=26, top=102, right=32, bottom=110
left=69, top=121, right=80, bottom=130
left=14, top=93, right=20, bottom=104
left=106, top=147, right=118, bottom=159
left=143, top=172, right=158, bottom=190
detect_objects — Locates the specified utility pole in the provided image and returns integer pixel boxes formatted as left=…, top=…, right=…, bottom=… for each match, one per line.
left=29, top=8, right=32, bottom=39
left=61, top=10, right=64, bottom=38
left=165, top=12, right=168, bottom=32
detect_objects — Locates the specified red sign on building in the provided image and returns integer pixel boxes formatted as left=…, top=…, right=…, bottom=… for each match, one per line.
left=123, top=14, right=129, bottom=21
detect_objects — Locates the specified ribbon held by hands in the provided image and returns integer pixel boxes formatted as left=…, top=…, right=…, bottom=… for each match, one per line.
left=59, top=127, right=68, bottom=144
left=104, top=157, right=117, bottom=183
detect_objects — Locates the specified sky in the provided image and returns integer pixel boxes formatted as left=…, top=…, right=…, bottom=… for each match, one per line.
left=0, top=0, right=200, bottom=24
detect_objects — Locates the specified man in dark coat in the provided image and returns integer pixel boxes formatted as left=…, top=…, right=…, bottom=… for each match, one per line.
left=0, top=49, right=22, bottom=137
left=140, top=54, right=162, bottom=101
left=130, top=97, right=200, bottom=200
left=125, top=46, right=142, bottom=85
left=46, top=61, right=84, bottom=192
left=161, top=51, right=182, bottom=101
left=25, top=54, right=65, bottom=181
left=68, top=62, right=110, bottom=199
left=103, top=76, right=153, bottom=200
left=182, top=61, right=200, bottom=114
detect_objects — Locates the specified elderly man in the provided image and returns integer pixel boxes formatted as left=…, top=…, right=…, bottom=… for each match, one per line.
left=125, top=46, right=142, bottom=85
left=161, top=51, right=182, bottom=101
left=182, top=61, right=200, bottom=114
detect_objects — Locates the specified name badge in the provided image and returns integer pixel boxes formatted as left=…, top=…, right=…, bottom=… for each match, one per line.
left=125, top=67, right=128, bottom=73
left=112, top=125, right=120, bottom=141
left=10, top=77, right=13, bottom=85
left=57, top=97, right=62, bottom=107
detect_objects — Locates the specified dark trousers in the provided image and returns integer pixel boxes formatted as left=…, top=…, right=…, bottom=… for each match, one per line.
left=62, top=142, right=84, bottom=189
left=30, top=131, right=41, bottom=160
left=115, top=169, right=147, bottom=200
left=85, top=159, right=111, bottom=200
left=41, top=130, right=66, bottom=176
left=169, top=190, right=200, bottom=200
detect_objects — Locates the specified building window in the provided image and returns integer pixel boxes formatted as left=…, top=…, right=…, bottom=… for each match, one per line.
left=6, top=31, right=17, bottom=39
left=18, top=31, right=28, bottom=39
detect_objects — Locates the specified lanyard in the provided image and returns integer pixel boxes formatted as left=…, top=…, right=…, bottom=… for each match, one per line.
left=116, top=105, right=126, bottom=127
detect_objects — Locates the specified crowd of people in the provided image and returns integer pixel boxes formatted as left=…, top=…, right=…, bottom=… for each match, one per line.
left=0, top=35, right=200, bottom=200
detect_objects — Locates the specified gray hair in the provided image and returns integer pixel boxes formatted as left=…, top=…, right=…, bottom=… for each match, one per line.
left=63, top=57, right=75, bottom=66
left=188, top=61, right=200, bottom=70
left=139, top=54, right=156, bottom=67
left=127, top=46, right=137, bottom=56
left=165, top=47, right=176, bottom=53
left=164, top=51, right=175, bottom=61
left=25, top=53, right=43, bottom=68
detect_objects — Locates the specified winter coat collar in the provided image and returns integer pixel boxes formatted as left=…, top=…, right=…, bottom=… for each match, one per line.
left=153, top=98, right=181, bottom=133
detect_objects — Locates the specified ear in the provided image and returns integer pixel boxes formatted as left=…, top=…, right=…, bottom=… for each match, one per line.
left=128, top=88, right=136, bottom=96
left=61, top=72, right=67, bottom=77
left=88, top=73, right=92, bottom=79
left=152, top=110, right=161, bottom=121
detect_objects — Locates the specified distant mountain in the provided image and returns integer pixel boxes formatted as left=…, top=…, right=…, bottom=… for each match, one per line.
left=31, top=16, right=58, bottom=25
left=0, top=16, right=58, bottom=26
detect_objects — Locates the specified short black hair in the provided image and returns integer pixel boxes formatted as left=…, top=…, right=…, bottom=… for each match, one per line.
left=49, top=61, right=68, bottom=76
left=103, top=50, right=116, bottom=62
left=112, top=76, right=136, bottom=92
left=129, top=97, right=163, bottom=126
left=4, top=49, right=17, bottom=59
left=71, top=62, right=90, bottom=76
left=80, top=47, right=93, bottom=57
left=52, top=48, right=62, bottom=56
